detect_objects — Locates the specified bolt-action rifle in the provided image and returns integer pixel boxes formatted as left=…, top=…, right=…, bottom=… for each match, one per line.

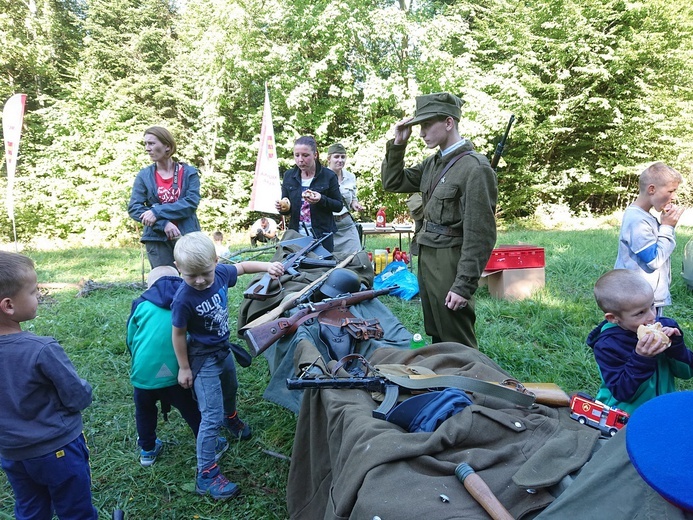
left=242, top=286, right=397, bottom=356
left=490, top=114, right=515, bottom=171
left=243, top=232, right=334, bottom=301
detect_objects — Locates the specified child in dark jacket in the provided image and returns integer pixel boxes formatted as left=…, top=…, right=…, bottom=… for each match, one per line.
left=588, top=269, right=693, bottom=414
left=0, top=251, right=97, bottom=519
left=127, top=266, right=231, bottom=467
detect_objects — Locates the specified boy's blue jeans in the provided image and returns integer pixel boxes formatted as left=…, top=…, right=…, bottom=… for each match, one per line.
left=1, top=433, right=98, bottom=520
left=193, top=353, right=238, bottom=472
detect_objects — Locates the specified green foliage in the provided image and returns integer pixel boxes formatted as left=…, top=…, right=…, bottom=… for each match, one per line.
left=2, top=0, right=693, bottom=241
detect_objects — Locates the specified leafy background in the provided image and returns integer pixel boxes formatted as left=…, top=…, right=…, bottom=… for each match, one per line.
left=1, top=0, right=693, bottom=242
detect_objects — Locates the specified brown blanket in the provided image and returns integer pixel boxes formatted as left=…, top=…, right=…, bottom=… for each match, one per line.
left=287, top=342, right=600, bottom=520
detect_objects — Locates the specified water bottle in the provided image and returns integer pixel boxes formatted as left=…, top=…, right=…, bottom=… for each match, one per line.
left=410, top=333, right=426, bottom=349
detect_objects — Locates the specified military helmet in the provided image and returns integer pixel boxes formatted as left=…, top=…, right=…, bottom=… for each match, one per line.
left=320, top=268, right=360, bottom=298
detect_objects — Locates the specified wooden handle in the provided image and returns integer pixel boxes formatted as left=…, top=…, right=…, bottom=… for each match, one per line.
left=456, top=463, right=514, bottom=520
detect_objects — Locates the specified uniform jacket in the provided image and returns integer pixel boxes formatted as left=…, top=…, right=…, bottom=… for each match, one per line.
left=279, top=162, right=342, bottom=252
left=127, top=162, right=201, bottom=243
left=587, top=317, right=693, bottom=414
left=381, top=139, right=497, bottom=298
left=126, top=276, right=183, bottom=389
left=0, top=332, right=92, bottom=460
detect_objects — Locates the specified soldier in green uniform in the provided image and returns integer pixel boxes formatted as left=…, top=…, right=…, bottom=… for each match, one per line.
left=381, top=92, right=497, bottom=347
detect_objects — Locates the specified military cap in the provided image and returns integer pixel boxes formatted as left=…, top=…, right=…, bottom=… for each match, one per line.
left=403, top=92, right=465, bottom=127
left=626, top=391, right=693, bottom=511
left=327, top=143, right=347, bottom=155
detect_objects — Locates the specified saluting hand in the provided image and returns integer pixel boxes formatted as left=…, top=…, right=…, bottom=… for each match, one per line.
left=393, top=117, right=414, bottom=145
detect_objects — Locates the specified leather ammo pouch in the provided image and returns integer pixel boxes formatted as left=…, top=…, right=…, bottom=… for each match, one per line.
left=318, top=306, right=384, bottom=361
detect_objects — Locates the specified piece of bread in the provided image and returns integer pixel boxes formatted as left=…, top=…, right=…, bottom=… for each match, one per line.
left=637, top=322, right=671, bottom=346
left=279, top=197, right=291, bottom=212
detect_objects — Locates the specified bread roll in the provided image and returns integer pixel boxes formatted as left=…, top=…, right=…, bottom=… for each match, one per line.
left=637, top=322, right=671, bottom=346
left=279, top=197, right=291, bottom=212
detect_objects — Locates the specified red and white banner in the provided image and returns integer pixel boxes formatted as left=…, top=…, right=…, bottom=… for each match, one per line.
left=249, top=87, right=281, bottom=214
left=3, top=93, right=27, bottom=221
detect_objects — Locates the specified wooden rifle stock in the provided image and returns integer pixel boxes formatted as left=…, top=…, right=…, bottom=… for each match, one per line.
left=243, top=232, right=333, bottom=301
left=243, top=286, right=396, bottom=356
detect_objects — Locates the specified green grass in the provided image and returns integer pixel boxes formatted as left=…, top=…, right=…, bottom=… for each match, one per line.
left=3, top=227, right=693, bottom=518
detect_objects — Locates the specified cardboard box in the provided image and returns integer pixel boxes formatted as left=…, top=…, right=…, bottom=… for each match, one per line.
left=485, top=245, right=545, bottom=271
left=485, top=267, right=545, bottom=301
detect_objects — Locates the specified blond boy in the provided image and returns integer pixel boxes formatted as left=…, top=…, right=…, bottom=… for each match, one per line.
left=615, top=162, right=685, bottom=314
left=171, top=232, right=283, bottom=500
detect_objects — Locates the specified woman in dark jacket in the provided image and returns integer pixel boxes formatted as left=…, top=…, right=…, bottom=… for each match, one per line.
left=128, top=126, right=201, bottom=268
left=275, top=136, right=342, bottom=252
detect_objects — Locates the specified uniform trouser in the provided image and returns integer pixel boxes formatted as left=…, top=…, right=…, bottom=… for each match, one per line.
left=193, top=354, right=238, bottom=472
left=145, top=240, right=176, bottom=269
left=134, top=385, right=202, bottom=451
left=418, top=245, right=477, bottom=348
left=1, top=433, right=98, bottom=520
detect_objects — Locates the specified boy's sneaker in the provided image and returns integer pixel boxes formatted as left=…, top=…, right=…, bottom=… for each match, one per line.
left=214, top=436, right=229, bottom=462
left=139, top=438, right=163, bottom=467
left=195, top=463, right=240, bottom=500
left=223, top=412, right=252, bottom=441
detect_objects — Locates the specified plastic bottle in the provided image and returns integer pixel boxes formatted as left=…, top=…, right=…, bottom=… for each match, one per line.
left=376, top=207, right=386, bottom=228
left=410, top=333, right=426, bottom=349
left=374, top=249, right=387, bottom=274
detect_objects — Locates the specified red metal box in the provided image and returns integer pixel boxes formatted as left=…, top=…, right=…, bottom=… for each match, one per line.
left=485, top=245, right=545, bottom=271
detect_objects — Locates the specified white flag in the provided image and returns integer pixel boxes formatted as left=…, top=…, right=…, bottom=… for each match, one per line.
left=3, top=93, right=27, bottom=221
left=249, top=87, right=281, bottom=213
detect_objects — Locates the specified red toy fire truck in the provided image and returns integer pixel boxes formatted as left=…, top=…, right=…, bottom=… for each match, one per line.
left=569, top=392, right=630, bottom=437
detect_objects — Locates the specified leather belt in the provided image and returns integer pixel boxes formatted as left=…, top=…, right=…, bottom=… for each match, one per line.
left=334, top=213, right=352, bottom=222
left=423, top=220, right=463, bottom=237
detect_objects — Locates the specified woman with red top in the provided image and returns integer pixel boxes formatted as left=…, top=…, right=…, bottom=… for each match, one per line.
left=128, top=126, right=201, bottom=268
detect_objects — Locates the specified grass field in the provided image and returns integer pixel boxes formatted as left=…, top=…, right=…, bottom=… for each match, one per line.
left=3, top=225, right=693, bottom=519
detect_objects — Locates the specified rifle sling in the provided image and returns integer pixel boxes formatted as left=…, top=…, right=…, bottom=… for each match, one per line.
left=378, top=372, right=535, bottom=408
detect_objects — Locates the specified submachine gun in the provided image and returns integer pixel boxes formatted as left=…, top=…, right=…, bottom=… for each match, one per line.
left=243, top=233, right=335, bottom=301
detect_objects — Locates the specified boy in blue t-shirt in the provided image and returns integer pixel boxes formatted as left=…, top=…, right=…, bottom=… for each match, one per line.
left=171, top=232, right=283, bottom=500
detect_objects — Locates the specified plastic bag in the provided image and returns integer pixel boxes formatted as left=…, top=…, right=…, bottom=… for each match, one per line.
left=373, top=261, right=419, bottom=300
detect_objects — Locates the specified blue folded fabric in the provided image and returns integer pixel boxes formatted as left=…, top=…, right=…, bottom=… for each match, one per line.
left=385, top=387, right=473, bottom=433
